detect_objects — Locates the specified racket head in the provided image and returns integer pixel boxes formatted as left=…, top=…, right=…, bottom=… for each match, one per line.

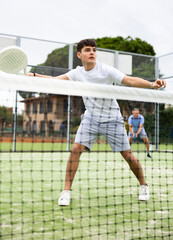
left=0, top=46, right=28, bottom=74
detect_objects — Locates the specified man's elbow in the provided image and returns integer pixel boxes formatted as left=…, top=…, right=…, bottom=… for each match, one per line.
left=121, top=76, right=134, bottom=87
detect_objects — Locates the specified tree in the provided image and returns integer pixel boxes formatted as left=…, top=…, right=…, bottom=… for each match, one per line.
left=144, top=106, right=173, bottom=143
left=0, top=106, right=13, bottom=129
left=95, top=36, right=155, bottom=56
left=159, top=107, right=173, bottom=143
left=40, top=45, right=81, bottom=69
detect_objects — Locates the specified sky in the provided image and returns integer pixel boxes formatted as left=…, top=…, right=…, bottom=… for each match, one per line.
left=0, top=0, right=173, bottom=56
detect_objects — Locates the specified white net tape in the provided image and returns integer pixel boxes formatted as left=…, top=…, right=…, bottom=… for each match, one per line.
left=0, top=70, right=173, bottom=104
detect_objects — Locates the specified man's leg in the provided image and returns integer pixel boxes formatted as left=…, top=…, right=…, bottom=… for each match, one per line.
left=143, top=137, right=152, bottom=158
left=64, top=143, right=86, bottom=190
left=129, top=137, right=133, bottom=145
left=121, top=149, right=149, bottom=200
left=58, top=143, right=85, bottom=206
left=121, top=149, right=146, bottom=185
left=143, top=137, right=150, bottom=152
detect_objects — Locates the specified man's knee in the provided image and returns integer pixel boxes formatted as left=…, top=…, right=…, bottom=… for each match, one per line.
left=71, top=143, right=85, bottom=154
left=121, top=149, right=133, bottom=162
left=143, top=137, right=149, bottom=144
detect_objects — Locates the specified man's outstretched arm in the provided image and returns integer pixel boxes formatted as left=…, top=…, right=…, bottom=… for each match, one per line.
left=27, top=72, right=69, bottom=80
left=122, top=76, right=166, bottom=90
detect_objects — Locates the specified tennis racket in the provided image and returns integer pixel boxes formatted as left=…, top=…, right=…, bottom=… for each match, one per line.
left=0, top=46, right=28, bottom=74
left=0, top=46, right=28, bottom=152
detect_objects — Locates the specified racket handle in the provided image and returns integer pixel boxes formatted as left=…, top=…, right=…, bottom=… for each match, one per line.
left=134, top=134, right=136, bottom=141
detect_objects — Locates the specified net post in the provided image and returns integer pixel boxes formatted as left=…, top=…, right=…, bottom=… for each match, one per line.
left=66, top=43, right=73, bottom=151
left=155, top=56, right=160, bottom=150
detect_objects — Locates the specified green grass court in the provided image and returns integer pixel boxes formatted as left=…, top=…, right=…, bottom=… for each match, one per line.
left=0, top=142, right=173, bottom=152
left=0, top=148, right=173, bottom=239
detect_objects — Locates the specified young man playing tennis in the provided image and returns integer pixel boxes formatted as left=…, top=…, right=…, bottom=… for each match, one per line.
left=128, top=108, right=152, bottom=158
left=30, top=39, right=166, bottom=206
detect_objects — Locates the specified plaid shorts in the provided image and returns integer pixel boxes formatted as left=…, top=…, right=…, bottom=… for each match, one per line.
left=74, top=115, right=130, bottom=152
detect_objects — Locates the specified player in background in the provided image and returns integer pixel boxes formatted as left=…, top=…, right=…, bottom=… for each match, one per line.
left=128, top=108, right=152, bottom=158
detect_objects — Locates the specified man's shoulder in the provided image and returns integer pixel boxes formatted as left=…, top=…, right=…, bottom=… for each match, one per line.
left=67, top=65, right=84, bottom=74
left=138, top=114, right=144, bottom=119
left=128, top=115, right=133, bottom=122
left=66, top=66, right=84, bottom=81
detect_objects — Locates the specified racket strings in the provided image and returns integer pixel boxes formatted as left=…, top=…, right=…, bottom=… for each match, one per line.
left=0, top=47, right=28, bottom=74
left=0, top=52, right=26, bottom=72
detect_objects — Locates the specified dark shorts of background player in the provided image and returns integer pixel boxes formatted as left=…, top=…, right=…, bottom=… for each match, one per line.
left=74, top=115, right=131, bottom=152
left=128, top=129, right=147, bottom=139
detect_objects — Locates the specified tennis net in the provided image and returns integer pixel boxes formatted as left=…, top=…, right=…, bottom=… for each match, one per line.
left=0, top=70, right=173, bottom=239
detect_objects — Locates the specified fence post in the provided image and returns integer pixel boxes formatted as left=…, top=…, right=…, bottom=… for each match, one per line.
left=155, top=56, right=159, bottom=150
left=66, top=44, right=73, bottom=151
left=12, top=36, right=21, bottom=152
left=114, top=50, right=119, bottom=69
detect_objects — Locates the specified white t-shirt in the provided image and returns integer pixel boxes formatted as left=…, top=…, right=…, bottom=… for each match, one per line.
left=66, top=62, right=125, bottom=122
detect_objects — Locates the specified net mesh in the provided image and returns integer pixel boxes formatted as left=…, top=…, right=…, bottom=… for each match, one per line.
left=0, top=71, right=173, bottom=240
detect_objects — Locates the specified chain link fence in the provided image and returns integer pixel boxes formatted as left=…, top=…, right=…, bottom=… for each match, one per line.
left=0, top=33, right=172, bottom=151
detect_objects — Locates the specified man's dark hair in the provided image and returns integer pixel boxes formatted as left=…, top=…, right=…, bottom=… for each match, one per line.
left=77, top=39, right=97, bottom=52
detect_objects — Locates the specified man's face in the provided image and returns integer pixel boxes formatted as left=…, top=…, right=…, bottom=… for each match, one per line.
left=133, top=110, right=139, bottom=119
left=77, top=46, right=97, bottom=65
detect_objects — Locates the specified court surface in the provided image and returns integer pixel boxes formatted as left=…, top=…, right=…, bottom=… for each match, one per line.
left=1, top=150, right=173, bottom=239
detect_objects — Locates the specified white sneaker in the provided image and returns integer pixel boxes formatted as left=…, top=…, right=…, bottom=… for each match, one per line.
left=139, top=185, right=150, bottom=201
left=58, top=190, right=71, bottom=206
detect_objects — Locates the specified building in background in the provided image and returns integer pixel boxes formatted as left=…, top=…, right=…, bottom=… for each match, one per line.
left=21, top=95, right=84, bottom=137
